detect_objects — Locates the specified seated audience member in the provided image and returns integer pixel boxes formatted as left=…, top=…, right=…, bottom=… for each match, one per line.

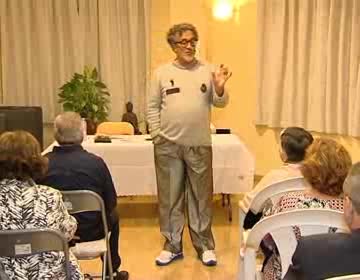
left=39, top=112, right=128, bottom=280
left=262, top=137, right=352, bottom=280
left=121, top=101, right=141, bottom=134
left=284, top=162, right=360, bottom=280
left=0, top=131, right=83, bottom=280
left=240, top=127, right=313, bottom=229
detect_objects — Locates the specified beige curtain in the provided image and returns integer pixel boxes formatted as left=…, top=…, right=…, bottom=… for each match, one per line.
left=0, top=0, right=98, bottom=122
left=97, top=0, right=150, bottom=122
left=0, top=0, right=150, bottom=123
left=256, top=0, right=360, bottom=136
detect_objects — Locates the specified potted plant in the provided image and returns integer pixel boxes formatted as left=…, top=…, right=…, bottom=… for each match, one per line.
left=58, top=66, right=110, bottom=134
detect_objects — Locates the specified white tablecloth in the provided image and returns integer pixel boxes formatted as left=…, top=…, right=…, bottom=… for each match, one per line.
left=43, top=134, right=255, bottom=196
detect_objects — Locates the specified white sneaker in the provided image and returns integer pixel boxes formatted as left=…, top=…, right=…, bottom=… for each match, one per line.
left=155, top=250, right=183, bottom=266
left=201, top=250, right=217, bottom=266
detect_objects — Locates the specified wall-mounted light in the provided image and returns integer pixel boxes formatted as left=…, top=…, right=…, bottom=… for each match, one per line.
left=212, top=0, right=233, bottom=21
left=212, top=0, right=250, bottom=22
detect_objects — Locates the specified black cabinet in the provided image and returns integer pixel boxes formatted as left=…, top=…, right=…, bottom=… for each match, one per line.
left=0, top=106, right=43, bottom=149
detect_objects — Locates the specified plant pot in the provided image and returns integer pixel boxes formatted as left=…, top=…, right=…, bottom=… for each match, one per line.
left=86, top=119, right=97, bottom=135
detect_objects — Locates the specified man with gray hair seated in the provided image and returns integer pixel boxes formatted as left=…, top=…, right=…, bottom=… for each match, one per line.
left=39, top=112, right=129, bottom=280
left=284, top=162, right=360, bottom=279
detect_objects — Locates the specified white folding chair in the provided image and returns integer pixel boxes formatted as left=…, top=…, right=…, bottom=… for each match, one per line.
left=238, top=177, right=308, bottom=279
left=61, top=190, right=113, bottom=280
left=0, top=228, right=71, bottom=280
left=326, top=275, right=360, bottom=280
left=238, top=209, right=349, bottom=280
left=238, top=177, right=307, bottom=259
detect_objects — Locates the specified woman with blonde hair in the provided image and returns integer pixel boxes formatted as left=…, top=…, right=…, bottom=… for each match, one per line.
left=0, top=131, right=83, bottom=280
left=262, top=137, right=352, bottom=280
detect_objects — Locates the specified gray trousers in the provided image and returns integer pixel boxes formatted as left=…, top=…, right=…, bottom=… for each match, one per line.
left=154, top=137, right=215, bottom=256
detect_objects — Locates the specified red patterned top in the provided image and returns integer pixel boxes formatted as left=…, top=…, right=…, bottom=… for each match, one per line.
left=262, top=191, right=343, bottom=280
left=266, top=191, right=344, bottom=216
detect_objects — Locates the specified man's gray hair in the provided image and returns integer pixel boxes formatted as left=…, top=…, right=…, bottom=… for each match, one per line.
left=344, top=162, right=360, bottom=214
left=54, top=112, right=84, bottom=145
left=166, top=23, right=199, bottom=48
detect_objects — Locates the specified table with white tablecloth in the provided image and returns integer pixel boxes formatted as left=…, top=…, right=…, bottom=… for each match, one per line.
left=43, top=134, right=255, bottom=196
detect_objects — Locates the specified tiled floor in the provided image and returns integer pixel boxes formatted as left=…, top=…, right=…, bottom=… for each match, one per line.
left=80, top=194, right=243, bottom=280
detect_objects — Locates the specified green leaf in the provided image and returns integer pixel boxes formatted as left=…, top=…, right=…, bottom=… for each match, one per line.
left=91, top=68, right=98, bottom=80
left=101, top=91, right=110, bottom=96
left=63, top=102, right=74, bottom=111
left=73, top=73, right=83, bottom=80
left=95, top=81, right=107, bottom=89
left=84, top=66, right=91, bottom=77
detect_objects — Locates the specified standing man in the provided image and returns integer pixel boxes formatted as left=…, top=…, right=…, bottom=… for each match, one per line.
left=147, top=23, right=232, bottom=266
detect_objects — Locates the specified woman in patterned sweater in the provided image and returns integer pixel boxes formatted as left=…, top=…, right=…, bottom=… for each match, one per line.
left=261, top=137, right=352, bottom=280
left=0, top=131, right=83, bottom=280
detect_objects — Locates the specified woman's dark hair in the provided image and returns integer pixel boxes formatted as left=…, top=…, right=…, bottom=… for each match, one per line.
left=0, top=131, right=48, bottom=181
left=280, top=127, right=314, bottom=162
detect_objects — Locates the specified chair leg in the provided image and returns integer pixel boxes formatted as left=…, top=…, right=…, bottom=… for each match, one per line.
left=238, top=249, right=244, bottom=280
left=102, top=254, right=107, bottom=280
left=106, top=250, right=114, bottom=280
left=226, top=193, right=231, bottom=205
left=221, top=193, right=225, bottom=207
left=227, top=194, right=233, bottom=222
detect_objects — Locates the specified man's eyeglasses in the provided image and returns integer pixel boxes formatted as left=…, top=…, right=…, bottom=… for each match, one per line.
left=175, top=39, right=198, bottom=48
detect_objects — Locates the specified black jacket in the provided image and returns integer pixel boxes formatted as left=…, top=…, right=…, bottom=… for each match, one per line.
left=284, top=230, right=360, bottom=280
left=39, top=144, right=118, bottom=240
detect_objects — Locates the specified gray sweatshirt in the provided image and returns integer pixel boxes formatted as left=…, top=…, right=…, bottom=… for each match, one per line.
left=147, top=61, right=229, bottom=146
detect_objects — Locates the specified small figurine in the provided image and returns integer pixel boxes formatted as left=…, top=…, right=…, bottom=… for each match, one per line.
left=122, top=102, right=141, bottom=135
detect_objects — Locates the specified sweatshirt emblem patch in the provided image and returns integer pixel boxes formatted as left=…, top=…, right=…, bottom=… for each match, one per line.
left=201, top=84, right=207, bottom=93
left=166, top=87, right=180, bottom=95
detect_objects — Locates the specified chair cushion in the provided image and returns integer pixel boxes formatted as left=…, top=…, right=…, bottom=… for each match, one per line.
left=70, top=239, right=107, bottom=258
